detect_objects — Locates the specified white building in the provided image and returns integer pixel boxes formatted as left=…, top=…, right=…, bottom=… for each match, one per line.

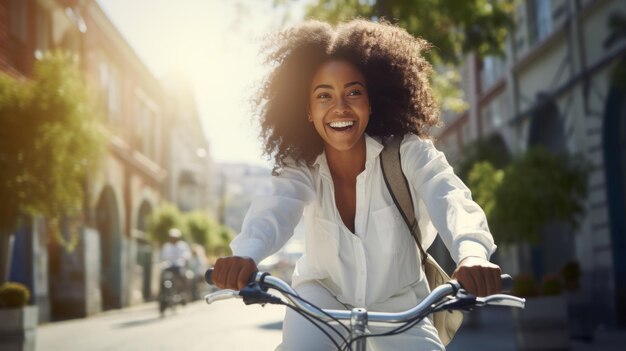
left=436, top=0, right=626, bottom=328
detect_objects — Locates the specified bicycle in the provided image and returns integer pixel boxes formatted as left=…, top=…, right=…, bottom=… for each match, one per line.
left=204, top=269, right=525, bottom=351
left=158, top=260, right=193, bottom=317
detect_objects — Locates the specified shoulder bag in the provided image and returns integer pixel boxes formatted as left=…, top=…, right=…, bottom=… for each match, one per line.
left=380, top=135, right=463, bottom=346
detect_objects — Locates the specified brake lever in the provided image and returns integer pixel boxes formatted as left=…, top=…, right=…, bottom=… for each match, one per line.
left=239, top=282, right=283, bottom=306
left=205, top=289, right=240, bottom=305
left=475, top=294, right=526, bottom=308
left=434, top=289, right=477, bottom=312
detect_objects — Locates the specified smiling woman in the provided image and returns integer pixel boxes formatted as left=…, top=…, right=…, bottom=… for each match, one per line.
left=211, top=18, right=504, bottom=351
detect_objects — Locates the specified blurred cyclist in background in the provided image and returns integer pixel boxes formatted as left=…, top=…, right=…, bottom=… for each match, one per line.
left=160, top=228, right=192, bottom=304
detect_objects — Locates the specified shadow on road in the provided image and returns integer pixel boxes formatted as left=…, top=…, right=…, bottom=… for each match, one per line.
left=259, top=321, right=283, bottom=330
left=113, top=316, right=163, bottom=329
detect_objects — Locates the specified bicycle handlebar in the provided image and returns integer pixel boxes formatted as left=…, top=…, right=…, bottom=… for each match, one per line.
left=204, top=268, right=524, bottom=323
left=205, top=268, right=514, bottom=292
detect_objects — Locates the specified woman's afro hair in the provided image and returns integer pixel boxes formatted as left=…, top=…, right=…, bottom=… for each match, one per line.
left=254, top=19, right=441, bottom=173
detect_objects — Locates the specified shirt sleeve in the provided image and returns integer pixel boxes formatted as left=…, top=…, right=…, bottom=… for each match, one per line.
left=400, top=134, right=497, bottom=264
left=230, top=162, right=316, bottom=264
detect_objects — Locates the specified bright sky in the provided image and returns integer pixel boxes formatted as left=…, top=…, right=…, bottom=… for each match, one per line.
left=96, top=0, right=308, bottom=166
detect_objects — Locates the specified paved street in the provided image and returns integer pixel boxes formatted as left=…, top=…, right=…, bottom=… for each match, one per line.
left=37, top=299, right=626, bottom=351
left=37, top=299, right=285, bottom=351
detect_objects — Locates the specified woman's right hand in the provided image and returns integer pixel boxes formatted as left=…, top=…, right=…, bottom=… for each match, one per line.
left=212, top=256, right=258, bottom=290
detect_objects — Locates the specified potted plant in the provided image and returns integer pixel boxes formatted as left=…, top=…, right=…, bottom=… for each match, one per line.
left=0, top=282, right=38, bottom=351
left=511, top=273, right=570, bottom=350
left=468, top=147, right=588, bottom=349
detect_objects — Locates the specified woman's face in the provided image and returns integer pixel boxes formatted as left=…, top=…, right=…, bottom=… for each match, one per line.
left=308, top=60, right=370, bottom=154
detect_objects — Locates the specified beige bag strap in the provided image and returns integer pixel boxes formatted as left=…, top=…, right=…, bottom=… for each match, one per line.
left=380, top=135, right=428, bottom=265
left=381, top=135, right=464, bottom=347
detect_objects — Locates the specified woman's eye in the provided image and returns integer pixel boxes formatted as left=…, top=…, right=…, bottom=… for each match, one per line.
left=316, top=92, right=330, bottom=99
left=347, top=90, right=362, bottom=96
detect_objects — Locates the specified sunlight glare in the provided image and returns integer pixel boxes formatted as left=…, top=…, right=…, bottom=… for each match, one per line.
left=97, top=0, right=307, bottom=166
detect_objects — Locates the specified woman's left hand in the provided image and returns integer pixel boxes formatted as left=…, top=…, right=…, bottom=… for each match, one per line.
left=452, top=257, right=502, bottom=297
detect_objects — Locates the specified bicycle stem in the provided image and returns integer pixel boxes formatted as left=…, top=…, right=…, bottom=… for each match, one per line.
left=351, top=308, right=368, bottom=351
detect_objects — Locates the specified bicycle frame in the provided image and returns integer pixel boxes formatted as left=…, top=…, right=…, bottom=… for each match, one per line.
left=205, top=271, right=525, bottom=351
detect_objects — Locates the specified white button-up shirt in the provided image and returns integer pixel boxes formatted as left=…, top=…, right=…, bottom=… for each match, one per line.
left=231, top=134, right=496, bottom=308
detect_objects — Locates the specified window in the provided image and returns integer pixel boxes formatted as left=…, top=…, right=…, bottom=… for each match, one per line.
left=480, top=55, right=505, bottom=92
left=99, top=59, right=121, bottom=124
left=36, top=7, right=51, bottom=52
left=10, top=0, right=28, bottom=43
left=527, top=0, right=553, bottom=46
left=480, top=96, right=505, bottom=135
left=99, top=61, right=110, bottom=111
left=133, top=95, right=158, bottom=159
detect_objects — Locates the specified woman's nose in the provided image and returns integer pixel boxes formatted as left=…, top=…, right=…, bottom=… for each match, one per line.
left=333, top=98, right=349, bottom=115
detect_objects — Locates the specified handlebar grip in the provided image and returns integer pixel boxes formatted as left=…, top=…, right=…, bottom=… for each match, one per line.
left=204, top=268, right=261, bottom=288
left=205, top=268, right=215, bottom=286
left=501, top=274, right=513, bottom=292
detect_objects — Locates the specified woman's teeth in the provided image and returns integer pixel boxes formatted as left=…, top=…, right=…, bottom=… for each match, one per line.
left=328, top=121, right=355, bottom=129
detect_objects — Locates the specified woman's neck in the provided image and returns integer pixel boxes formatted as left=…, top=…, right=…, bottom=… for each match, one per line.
left=325, top=138, right=367, bottom=182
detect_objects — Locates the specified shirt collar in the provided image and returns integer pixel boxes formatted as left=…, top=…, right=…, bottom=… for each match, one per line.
left=313, top=134, right=385, bottom=178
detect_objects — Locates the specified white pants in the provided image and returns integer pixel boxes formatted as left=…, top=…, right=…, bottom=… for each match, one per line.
left=276, top=281, right=445, bottom=351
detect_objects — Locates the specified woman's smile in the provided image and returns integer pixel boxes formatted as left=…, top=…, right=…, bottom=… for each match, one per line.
left=327, top=119, right=357, bottom=133
left=308, top=60, right=370, bottom=153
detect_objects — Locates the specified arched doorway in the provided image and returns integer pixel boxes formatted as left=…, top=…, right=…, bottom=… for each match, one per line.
left=136, top=201, right=153, bottom=300
left=602, top=63, right=626, bottom=325
left=527, top=93, right=575, bottom=279
left=95, top=186, right=122, bottom=310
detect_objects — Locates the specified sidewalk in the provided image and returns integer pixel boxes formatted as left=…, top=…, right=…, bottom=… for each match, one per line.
left=572, top=329, right=626, bottom=351
left=447, top=308, right=626, bottom=351
left=37, top=299, right=285, bottom=351
left=447, top=308, right=517, bottom=351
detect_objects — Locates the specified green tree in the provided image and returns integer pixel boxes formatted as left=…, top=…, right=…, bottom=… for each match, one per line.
left=467, top=147, right=588, bottom=245
left=457, top=135, right=511, bottom=182
left=214, top=225, right=235, bottom=257
left=304, top=0, right=515, bottom=64
left=185, top=211, right=213, bottom=249
left=149, top=204, right=235, bottom=258
left=0, top=51, right=104, bottom=283
left=183, top=210, right=229, bottom=255
left=147, top=203, right=184, bottom=245
left=467, top=161, right=503, bottom=221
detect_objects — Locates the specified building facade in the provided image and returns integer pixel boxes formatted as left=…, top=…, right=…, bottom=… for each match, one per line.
left=161, top=75, right=213, bottom=215
left=1, top=0, right=213, bottom=321
left=436, top=0, right=626, bottom=327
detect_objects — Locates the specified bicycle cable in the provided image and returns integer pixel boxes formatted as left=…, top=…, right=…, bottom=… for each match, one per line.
left=342, top=314, right=426, bottom=351
left=271, top=285, right=447, bottom=351
left=237, top=281, right=351, bottom=349
left=259, top=283, right=456, bottom=351
left=266, top=286, right=354, bottom=350
left=270, top=286, right=352, bottom=335
left=341, top=299, right=453, bottom=351
left=277, top=287, right=433, bottom=351
left=283, top=304, right=347, bottom=351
